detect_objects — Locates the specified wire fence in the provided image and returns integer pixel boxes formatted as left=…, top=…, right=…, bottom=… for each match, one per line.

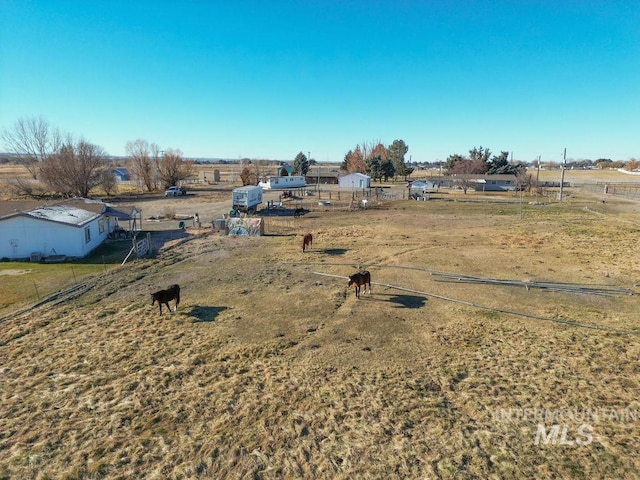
left=0, top=238, right=136, bottom=319
left=581, top=182, right=640, bottom=200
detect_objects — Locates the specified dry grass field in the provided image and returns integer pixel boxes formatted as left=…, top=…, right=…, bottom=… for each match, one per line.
left=1, top=176, right=640, bottom=478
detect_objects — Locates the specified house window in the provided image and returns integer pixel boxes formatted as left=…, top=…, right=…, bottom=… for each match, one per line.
left=98, top=219, right=105, bottom=234
left=85, top=227, right=91, bottom=243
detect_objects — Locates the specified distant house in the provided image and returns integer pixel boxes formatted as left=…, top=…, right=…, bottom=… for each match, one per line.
left=473, top=174, right=519, bottom=191
left=0, top=198, right=140, bottom=260
left=338, top=172, right=371, bottom=189
left=112, top=168, right=130, bottom=182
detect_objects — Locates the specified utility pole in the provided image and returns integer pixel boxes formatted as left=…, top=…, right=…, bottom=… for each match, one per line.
left=559, top=148, right=566, bottom=202
left=535, top=155, right=541, bottom=204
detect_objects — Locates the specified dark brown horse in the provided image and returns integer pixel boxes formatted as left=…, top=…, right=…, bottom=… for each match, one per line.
left=302, top=233, right=313, bottom=252
left=151, top=284, right=180, bottom=314
left=348, top=271, right=371, bottom=298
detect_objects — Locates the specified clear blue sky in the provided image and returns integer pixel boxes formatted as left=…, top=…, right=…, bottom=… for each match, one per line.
left=1, top=1, right=638, bottom=163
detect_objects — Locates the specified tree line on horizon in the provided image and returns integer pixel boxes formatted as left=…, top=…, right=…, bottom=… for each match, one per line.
left=237, top=140, right=413, bottom=186
left=2, top=116, right=638, bottom=197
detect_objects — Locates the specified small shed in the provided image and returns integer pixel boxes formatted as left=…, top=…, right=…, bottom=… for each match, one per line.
left=338, top=172, right=371, bottom=189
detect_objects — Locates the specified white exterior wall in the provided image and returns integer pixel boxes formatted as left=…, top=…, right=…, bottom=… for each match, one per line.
left=232, top=186, right=263, bottom=210
left=0, top=215, right=109, bottom=259
left=338, top=173, right=371, bottom=189
left=259, top=175, right=306, bottom=189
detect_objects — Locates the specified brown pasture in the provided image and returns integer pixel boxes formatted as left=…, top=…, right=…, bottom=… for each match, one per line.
left=1, top=175, right=640, bottom=478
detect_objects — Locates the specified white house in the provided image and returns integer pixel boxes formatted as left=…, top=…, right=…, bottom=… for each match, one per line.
left=338, top=172, right=371, bottom=189
left=0, top=198, right=139, bottom=260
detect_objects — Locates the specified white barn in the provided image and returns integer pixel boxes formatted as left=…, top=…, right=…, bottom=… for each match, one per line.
left=338, top=172, right=371, bottom=189
left=0, top=198, right=139, bottom=260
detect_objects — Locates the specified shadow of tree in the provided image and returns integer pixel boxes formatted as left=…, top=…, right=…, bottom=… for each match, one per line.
left=386, top=294, right=427, bottom=309
left=186, top=305, right=228, bottom=322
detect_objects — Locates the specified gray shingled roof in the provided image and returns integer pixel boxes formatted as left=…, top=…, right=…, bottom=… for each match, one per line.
left=0, top=198, right=110, bottom=226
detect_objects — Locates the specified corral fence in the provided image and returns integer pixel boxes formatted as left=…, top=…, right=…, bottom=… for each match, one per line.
left=261, top=188, right=395, bottom=235
left=122, top=232, right=153, bottom=264
left=0, top=235, right=142, bottom=320
left=581, top=182, right=640, bottom=200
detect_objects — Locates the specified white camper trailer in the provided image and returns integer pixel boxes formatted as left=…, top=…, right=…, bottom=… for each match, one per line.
left=232, top=186, right=263, bottom=213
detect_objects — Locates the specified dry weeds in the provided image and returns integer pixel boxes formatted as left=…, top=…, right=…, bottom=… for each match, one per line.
left=1, top=191, right=639, bottom=479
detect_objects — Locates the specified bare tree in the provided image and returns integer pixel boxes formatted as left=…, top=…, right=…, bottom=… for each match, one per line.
left=360, top=140, right=381, bottom=163
left=342, top=140, right=385, bottom=174
left=125, top=139, right=156, bottom=191
left=99, top=169, right=118, bottom=196
left=155, top=148, right=194, bottom=188
left=1, top=116, right=61, bottom=179
left=625, top=158, right=640, bottom=171
left=239, top=166, right=257, bottom=186
left=450, top=159, right=484, bottom=194
left=516, top=171, right=534, bottom=193
left=7, top=177, right=47, bottom=198
left=40, top=137, right=108, bottom=197
left=253, top=159, right=273, bottom=183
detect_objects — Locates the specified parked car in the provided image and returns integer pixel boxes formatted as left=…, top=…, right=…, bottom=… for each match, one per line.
left=165, top=186, right=187, bottom=197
